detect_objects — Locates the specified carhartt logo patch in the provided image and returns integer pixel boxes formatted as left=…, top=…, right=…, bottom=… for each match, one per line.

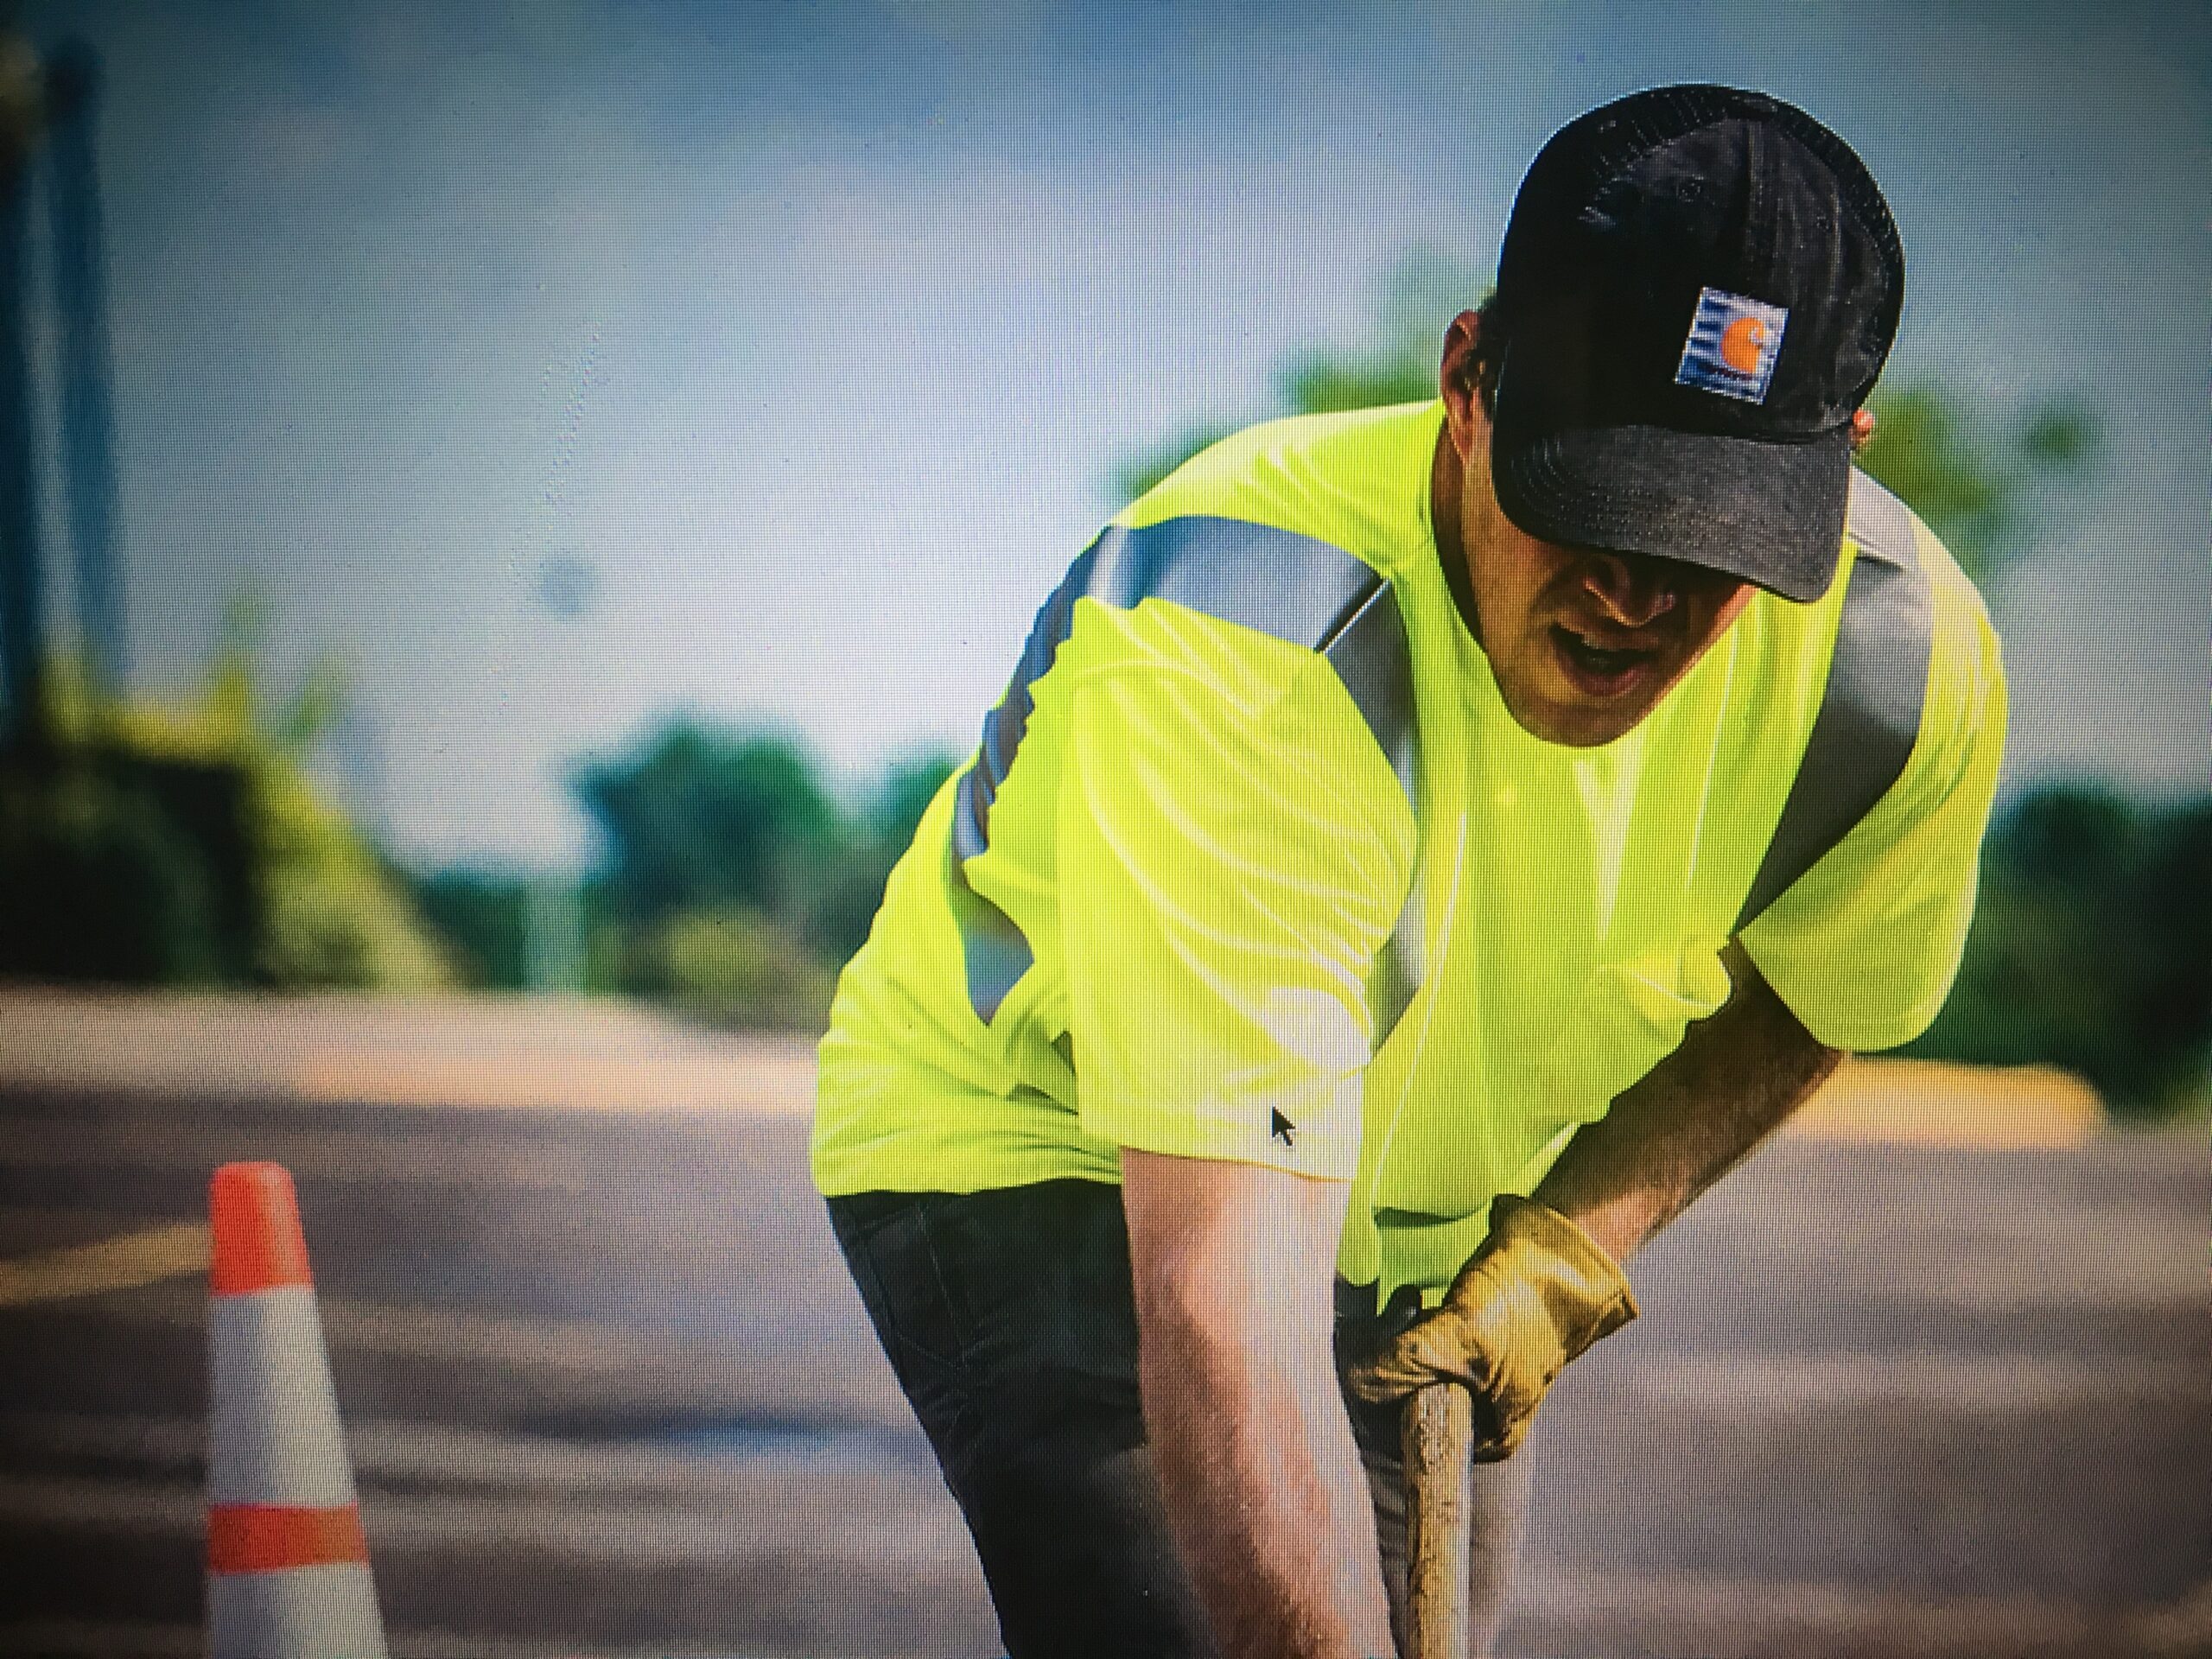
left=1270, top=1110, right=1295, bottom=1148
left=1675, top=288, right=1788, bottom=404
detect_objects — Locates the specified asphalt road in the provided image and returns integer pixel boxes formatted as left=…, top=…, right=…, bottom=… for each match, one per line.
left=0, top=1048, right=2205, bottom=1656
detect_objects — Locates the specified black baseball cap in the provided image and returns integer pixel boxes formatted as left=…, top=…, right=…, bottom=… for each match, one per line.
left=1487, top=85, right=1904, bottom=602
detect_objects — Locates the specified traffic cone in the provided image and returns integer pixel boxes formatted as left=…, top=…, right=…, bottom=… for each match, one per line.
left=207, top=1161, right=388, bottom=1659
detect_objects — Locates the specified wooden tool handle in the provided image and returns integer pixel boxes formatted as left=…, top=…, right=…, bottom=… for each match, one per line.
left=1402, top=1382, right=1474, bottom=1659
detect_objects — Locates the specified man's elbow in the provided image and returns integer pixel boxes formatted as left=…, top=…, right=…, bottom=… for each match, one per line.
left=1120, top=1148, right=1348, bottom=1406
left=1132, top=1247, right=1326, bottom=1414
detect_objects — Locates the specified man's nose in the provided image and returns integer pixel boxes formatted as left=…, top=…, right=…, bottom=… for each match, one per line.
left=1579, top=551, right=1679, bottom=628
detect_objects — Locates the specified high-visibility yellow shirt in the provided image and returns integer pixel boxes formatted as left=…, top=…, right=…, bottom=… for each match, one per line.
left=811, top=399, right=2006, bottom=1303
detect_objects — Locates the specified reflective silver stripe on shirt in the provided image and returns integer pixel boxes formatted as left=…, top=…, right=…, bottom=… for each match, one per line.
left=1325, top=573, right=1424, bottom=1036
left=951, top=515, right=1416, bottom=1023
left=1734, top=471, right=1934, bottom=931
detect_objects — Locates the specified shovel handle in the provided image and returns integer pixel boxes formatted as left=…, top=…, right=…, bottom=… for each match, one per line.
left=1402, top=1382, right=1473, bottom=1659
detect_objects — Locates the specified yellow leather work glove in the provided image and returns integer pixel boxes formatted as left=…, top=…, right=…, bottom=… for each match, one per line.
left=1346, top=1194, right=1638, bottom=1459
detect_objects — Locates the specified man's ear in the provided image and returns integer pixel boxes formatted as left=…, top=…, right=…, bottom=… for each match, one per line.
left=1440, top=309, right=1486, bottom=461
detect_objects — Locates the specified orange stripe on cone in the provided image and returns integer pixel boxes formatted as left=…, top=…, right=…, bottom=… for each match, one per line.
left=206, top=1162, right=388, bottom=1657
left=209, top=1162, right=314, bottom=1296
left=208, top=1502, right=370, bottom=1575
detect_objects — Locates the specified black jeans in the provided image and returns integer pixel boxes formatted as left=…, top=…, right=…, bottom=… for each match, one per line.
left=828, top=1180, right=1529, bottom=1659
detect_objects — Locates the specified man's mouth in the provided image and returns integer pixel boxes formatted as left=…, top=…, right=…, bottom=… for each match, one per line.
left=1551, top=625, right=1663, bottom=696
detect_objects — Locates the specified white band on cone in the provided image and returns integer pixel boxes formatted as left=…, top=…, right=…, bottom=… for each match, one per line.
left=208, top=1562, right=389, bottom=1659
left=209, top=1287, right=357, bottom=1507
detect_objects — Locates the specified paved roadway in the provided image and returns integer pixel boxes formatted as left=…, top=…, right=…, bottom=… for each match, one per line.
left=0, top=1001, right=2205, bottom=1658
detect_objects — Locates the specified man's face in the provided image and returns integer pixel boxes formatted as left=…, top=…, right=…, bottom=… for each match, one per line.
left=1434, top=309, right=1757, bottom=747
left=1454, top=453, right=1756, bottom=747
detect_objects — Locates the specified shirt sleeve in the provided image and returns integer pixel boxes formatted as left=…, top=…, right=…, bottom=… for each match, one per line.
left=1738, top=551, right=2009, bottom=1052
left=1057, top=598, right=1416, bottom=1179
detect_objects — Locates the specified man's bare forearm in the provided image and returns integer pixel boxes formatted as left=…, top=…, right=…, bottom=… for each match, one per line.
left=1533, top=941, right=1843, bottom=1262
left=1122, top=1150, right=1395, bottom=1659
left=1138, top=1290, right=1393, bottom=1658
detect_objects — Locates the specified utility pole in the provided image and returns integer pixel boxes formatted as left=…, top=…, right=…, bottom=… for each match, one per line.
left=0, top=28, right=47, bottom=755
left=44, top=38, right=124, bottom=705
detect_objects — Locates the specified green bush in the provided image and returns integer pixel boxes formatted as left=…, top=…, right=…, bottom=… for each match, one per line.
left=572, top=723, right=837, bottom=931
left=560, top=720, right=954, bottom=1023
left=23, top=638, right=454, bottom=993
left=629, top=906, right=835, bottom=1031
left=246, top=743, right=451, bottom=991
left=409, top=868, right=531, bottom=989
left=801, top=752, right=958, bottom=963
left=0, top=760, right=224, bottom=984
left=1908, top=786, right=2212, bottom=1118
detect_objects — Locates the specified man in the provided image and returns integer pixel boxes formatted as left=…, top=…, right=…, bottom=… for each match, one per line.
left=812, top=84, right=2005, bottom=1658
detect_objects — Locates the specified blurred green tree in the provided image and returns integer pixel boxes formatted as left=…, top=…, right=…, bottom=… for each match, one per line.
left=410, top=868, right=530, bottom=990
left=554, top=719, right=954, bottom=1027
left=570, top=721, right=837, bottom=932
left=1907, top=786, right=2212, bottom=1116
left=803, top=749, right=959, bottom=963
left=4, top=607, right=451, bottom=991
left=197, top=596, right=450, bottom=989
left=626, top=906, right=836, bottom=1031
left=867, top=752, right=960, bottom=847
left=0, top=760, right=225, bottom=983
left=1853, top=386, right=2099, bottom=583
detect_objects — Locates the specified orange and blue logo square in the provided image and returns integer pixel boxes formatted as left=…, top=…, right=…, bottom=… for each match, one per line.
left=1675, top=288, right=1789, bottom=404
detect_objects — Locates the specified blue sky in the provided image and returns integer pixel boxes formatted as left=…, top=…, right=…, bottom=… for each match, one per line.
left=18, top=0, right=2209, bottom=872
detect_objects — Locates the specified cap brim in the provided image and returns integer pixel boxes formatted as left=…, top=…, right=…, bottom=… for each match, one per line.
left=1491, top=422, right=1852, bottom=603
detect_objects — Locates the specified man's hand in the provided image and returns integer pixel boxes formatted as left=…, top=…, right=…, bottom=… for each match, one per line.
left=1350, top=942, right=1839, bottom=1463
left=1345, top=1195, right=1637, bottom=1459
left=1122, top=1148, right=1395, bottom=1659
